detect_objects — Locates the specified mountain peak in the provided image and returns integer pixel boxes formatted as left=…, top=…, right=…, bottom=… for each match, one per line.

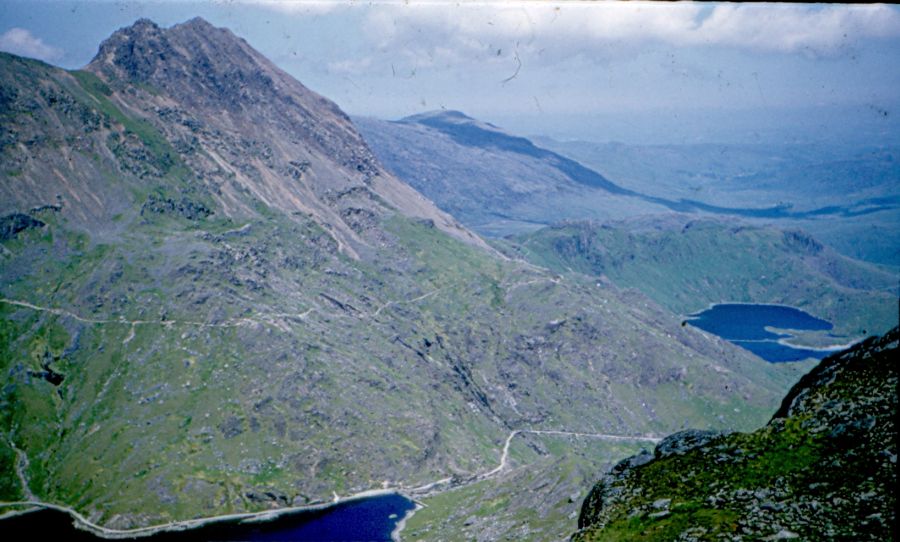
left=402, top=109, right=477, bottom=125
left=178, top=16, right=216, bottom=30
left=131, top=17, right=160, bottom=30
left=78, top=17, right=488, bottom=256
left=88, top=16, right=252, bottom=86
left=400, top=109, right=511, bottom=137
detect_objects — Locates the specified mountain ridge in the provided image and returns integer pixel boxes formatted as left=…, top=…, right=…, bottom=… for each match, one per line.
left=357, top=110, right=900, bottom=241
left=395, top=110, right=634, bottom=195
left=0, top=17, right=807, bottom=537
left=80, top=17, right=487, bottom=258
left=354, top=112, right=664, bottom=237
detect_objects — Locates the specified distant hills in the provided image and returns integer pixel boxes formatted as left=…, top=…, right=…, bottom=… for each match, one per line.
left=354, top=111, right=666, bottom=237
left=502, top=216, right=897, bottom=344
left=0, top=18, right=801, bottom=535
left=574, top=326, right=898, bottom=541
left=358, top=111, right=897, bottom=349
left=535, top=137, right=900, bottom=266
left=356, top=111, right=900, bottom=265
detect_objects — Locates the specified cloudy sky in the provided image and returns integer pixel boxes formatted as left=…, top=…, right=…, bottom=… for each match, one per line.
left=2, top=1, right=899, bottom=143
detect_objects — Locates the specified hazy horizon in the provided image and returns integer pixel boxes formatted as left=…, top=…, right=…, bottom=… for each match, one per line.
left=2, top=0, right=898, bottom=144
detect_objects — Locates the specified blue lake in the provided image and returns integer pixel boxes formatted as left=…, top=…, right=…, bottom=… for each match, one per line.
left=686, top=303, right=841, bottom=362
left=0, top=493, right=415, bottom=541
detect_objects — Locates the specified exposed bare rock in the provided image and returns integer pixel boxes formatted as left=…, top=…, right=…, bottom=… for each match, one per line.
left=85, top=18, right=488, bottom=257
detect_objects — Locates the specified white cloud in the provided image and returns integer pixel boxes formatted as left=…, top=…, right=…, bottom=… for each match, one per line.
left=352, top=2, right=900, bottom=71
left=327, top=55, right=373, bottom=74
left=0, top=27, right=63, bottom=62
left=250, top=0, right=342, bottom=16
left=690, top=4, right=900, bottom=53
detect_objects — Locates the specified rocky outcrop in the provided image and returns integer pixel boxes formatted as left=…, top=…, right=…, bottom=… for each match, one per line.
left=653, top=429, right=725, bottom=459
left=573, top=327, right=898, bottom=541
left=85, top=18, right=487, bottom=257
left=782, top=229, right=823, bottom=256
left=0, top=213, right=44, bottom=240
left=140, top=194, right=212, bottom=220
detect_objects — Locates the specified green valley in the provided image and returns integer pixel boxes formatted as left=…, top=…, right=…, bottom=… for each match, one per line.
left=503, top=217, right=897, bottom=347
left=0, top=18, right=806, bottom=538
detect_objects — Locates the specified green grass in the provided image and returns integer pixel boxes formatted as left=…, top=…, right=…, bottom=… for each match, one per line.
left=71, top=71, right=176, bottom=171
left=513, top=221, right=896, bottom=343
left=405, top=438, right=649, bottom=542
left=0, top=439, right=23, bottom=500
left=587, top=505, right=740, bottom=541
left=574, top=423, right=820, bottom=541
left=576, top=329, right=897, bottom=541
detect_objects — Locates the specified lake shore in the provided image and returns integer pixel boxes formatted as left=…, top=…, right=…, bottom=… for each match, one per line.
left=392, top=503, right=424, bottom=542
left=0, top=489, right=403, bottom=540
left=684, top=302, right=853, bottom=361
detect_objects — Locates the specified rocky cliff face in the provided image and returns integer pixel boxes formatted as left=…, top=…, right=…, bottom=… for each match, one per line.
left=3, top=18, right=483, bottom=258
left=1, top=18, right=804, bottom=535
left=574, top=327, right=898, bottom=541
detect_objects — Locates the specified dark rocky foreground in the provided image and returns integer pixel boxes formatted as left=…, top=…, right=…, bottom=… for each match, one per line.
left=573, top=326, right=898, bottom=541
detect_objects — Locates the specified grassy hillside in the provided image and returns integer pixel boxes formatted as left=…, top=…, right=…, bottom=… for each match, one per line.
left=534, top=138, right=900, bottom=266
left=0, top=27, right=804, bottom=535
left=404, top=438, right=649, bottom=542
left=506, top=217, right=897, bottom=346
left=0, top=207, right=806, bottom=529
left=573, top=327, right=898, bottom=541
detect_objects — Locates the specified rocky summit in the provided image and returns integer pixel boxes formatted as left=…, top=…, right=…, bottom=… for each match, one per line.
left=25, top=17, right=484, bottom=258
left=573, top=327, right=898, bottom=541
left=1, top=17, right=806, bottom=537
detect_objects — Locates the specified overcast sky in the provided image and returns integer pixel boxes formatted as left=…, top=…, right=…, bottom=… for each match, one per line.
left=2, top=1, right=899, bottom=143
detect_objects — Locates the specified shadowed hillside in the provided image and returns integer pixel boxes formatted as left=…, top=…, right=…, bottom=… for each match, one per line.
left=574, top=327, right=898, bottom=541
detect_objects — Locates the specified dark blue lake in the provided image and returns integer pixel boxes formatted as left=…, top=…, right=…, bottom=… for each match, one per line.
left=0, top=493, right=415, bottom=541
left=687, top=303, right=840, bottom=362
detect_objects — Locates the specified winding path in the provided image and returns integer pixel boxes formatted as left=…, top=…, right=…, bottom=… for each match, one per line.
left=7, top=439, right=35, bottom=502
left=0, top=298, right=261, bottom=329
left=1, top=297, right=662, bottom=537
left=482, top=429, right=660, bottom=480
left=0, top=428, right=660, bottom=539
left=372, top=288, right=443, bottom=317
left=1, top=286, right=441, bottom=332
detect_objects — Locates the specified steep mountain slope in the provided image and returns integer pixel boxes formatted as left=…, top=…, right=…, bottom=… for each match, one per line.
left=2, top=18, right=485, bottom=258
left=573, top=326, right=898, bottom=541
left=356, top=112, right=899, bottom=245
left=1, top=18, right=802, bottom=535
left=354, top=112, right=665, bottom=236
left=504, top=216, right=897, bottom=346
